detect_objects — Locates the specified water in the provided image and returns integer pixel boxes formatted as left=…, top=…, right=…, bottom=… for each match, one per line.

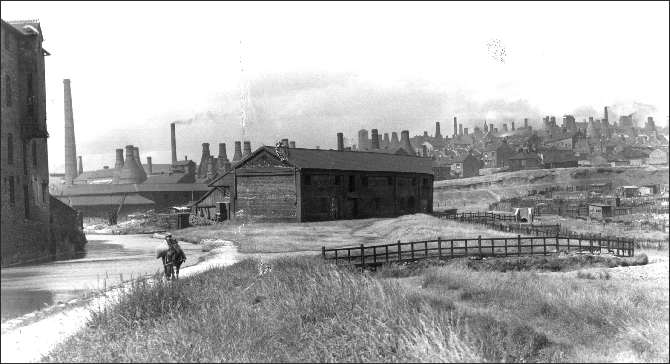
left=1, top=234, right=211, bottom=322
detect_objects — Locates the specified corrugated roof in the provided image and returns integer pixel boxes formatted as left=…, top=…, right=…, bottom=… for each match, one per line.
left=56, top=194, right=155, bottom=207
left=74, top=168, right=116, bottom=181
left=257, top=146, right=434, bottom=174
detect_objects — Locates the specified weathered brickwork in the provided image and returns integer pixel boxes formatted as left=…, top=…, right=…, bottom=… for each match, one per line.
left=235, top=174, right=298, bottom=222
left=1, top=20, right=84, bottom=266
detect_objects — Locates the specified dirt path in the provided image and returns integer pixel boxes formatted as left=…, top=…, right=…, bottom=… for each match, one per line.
left=0, top=242, right=240, bottom=363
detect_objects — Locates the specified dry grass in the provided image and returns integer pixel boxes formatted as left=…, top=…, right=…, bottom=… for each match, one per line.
left=537, top=214, right=669, bottom=243
left=172, top=214, right=517, bottom=254
left=42, top=253, right=668, bottom=363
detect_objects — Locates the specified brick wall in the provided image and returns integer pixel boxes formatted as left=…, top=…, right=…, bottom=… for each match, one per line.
left=1, top=21, right=54, bottom=266
left=235, top=174, right=297, bottom=222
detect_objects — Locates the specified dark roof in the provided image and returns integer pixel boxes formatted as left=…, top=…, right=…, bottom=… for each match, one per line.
left=74, top=168, right=116, bottom=181
left=56, top=194, right=155, bottom=207
left=144, top=173, right=191, bottom=184
left=219, top=146, right=434, bottom=177
left=2, top=19, right=42, bottom=36
left=508, top=152, right=539, bottom=160
left=58, top=182, right=210, bottom=196
left=541, top=150, right=577, bottom=164
left=149, top=163, right=173, bottom=174
left=173, top=160, right=195, bottom=166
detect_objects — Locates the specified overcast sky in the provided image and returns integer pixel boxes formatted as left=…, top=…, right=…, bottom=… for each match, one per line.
left=2, top=1, right=668, bottom=172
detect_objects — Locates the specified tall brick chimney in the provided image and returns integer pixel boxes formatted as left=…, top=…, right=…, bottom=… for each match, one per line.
left=243, top=141, right=252, bottom=157
left=63, top=79, right=77, bottom=183
left=604, top=106, right=608, bottom=123
left=458, top=124, right=463, bottom=136
left=435, top=122, right=442, bottom=138
left=114, top=148, right=124, bottom=169
left=337, top=133, right=344, bottom=151
left=464, top=127, right=469, bottom=136
left=358, top=129, right=369, bottom=151
left=512, top=121, right=515, bottom=131
left=146, top=156, right=153, bottom=174
left=400, top=130, right=415, bottom=155
left=233, top=141, right=242, bottom=162
left=371, top=129, right=380, bottom=149
left=281, top=138, right=289, bottom=147
left=453, top=117, right=458, bottom=137
left=524, top=118, right=528, bottom=128
left=77, top=156, right=83, bottom=175
left=170, top=122, right=177, bottom=165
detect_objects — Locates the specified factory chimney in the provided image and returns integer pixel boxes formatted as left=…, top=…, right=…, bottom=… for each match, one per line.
left=371, top=129, right=380, bottom=149
left=281, top=138, right=289, bottom=147
left=133, top=147, right=145, bottom=176
left=453, top=117, right=458, bottom=137
left=464, top=127, right=469, bottom=136
left=114, top=148, right=124, bottom=169
left=382, top=133, right=390, bottom=148
left=243, top=141, right=252, bottom=157
left=146, top=156, right=153, bottom=174
left=458, top=124, right=463, bottom=136
left=77, top=156, right=83, bottom=176
left=198, top=143, right=211, bottom=177
left=170, top=122, right=177, bottom=165
left=289, top=141, right=296, bottom=148
left=400, top=130, right=415, bottom=155
left=524, top=118, right=528, bottom=128
left=391, top=132, right=400, bottom=146
left=358, top=129, right=369, bottom=151
left=63, top=79, right=77, bottom=183
left=337, top=133, right=344, bottom=151
left=512, top=121, right=515, bottom=131
left=233, top=141, right=242, bottom=162
left=604, top=106, right=609, bottom=123
left=117, top=145, right=147, bottom=184
left=435, top=122, right=442, bottom=139
left=503, top=124, right=508, bottom=132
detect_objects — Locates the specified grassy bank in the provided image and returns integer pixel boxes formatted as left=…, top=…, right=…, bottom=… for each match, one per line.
left=536, top=214, right=669, bottom=244
left=43, top=252, right=668, bottom=362
left=172, top=214, right=518, bottom=254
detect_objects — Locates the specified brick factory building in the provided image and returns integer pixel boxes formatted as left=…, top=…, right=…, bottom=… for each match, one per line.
left=1, top=19, right=85, bottom=266
left=206, top=143, right=434, bottom=222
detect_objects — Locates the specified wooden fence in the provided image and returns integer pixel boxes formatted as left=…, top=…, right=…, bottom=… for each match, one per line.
left=434, top=211, right=561, bottom=235
left=322, top=234, right=635, bottom=267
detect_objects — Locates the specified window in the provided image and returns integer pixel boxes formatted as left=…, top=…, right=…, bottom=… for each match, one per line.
left=412, top=177, right=417, bottom=186
left=7, top=133, right=13, bottom=164
left=5, top=75, right=11, bottom=107
left=348, top=175, right=356, bottom=192
left=304, top=175, right=311, bottom=185
left=334, top=175, right=342, bottom=185
left=361, top=176, right=368, bottom=187
left=387, top=176, right=393, bottom=185
left=23, top=184, right=30, bottom=219
left=41, top=181, right=48, bottom=203
left=32, top=141, right=38, bottom=167
left=8, top=176, right=15, bottom=205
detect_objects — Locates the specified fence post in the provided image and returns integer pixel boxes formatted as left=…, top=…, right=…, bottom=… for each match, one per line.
left=464, top=239, right=468, bottom=257
left=478, top=235, right=482, bottom=257
left=450, top=239, right=454, bottom=258
left=438, top=237, right=442, bottom=258
left=321, top=246, right=325, bottom=260
left=504, top=238, right=508, bottom=256
left=385, top=245, right=389, bottom=262
left=335, top=250, right=338, bottom=264
left=543, top=235, right=547, bottom=255
left=517, top=235, right=521, bottom=256
left=373, top=246, right=377, bottom=264
left=555, top=234, right=559, bottom=253
left=411, top=242, right=415, bottom=260
left=616, top=237, right=620, bottom=256
left=360, top=244, right=365, bottom=266
left=397, top=240, right=401, bottom=261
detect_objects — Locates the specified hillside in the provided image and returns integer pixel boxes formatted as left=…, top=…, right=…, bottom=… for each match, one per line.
left=434, top=166, right=670, bottom=212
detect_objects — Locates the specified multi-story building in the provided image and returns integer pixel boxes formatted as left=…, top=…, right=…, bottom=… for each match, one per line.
left=1, top=19, right=53, bottom=265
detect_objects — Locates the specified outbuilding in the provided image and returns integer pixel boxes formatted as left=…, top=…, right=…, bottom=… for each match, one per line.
left=208, top=146, right=434, bottom=222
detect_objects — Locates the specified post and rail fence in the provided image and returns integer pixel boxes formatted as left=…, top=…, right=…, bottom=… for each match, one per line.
left=322, top=234, right=635, bottom=268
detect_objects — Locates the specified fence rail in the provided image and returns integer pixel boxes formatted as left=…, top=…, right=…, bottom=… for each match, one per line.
left=322, top=234, right=635, bottom=267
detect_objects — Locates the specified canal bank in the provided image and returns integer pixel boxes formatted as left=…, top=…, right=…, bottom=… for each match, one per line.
left=1, top=234, right=240, bottom=363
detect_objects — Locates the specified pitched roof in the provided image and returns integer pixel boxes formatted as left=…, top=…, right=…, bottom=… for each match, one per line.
left=541, top=150, right=577, bottom=164
left=236, top=146, right=434, bottom=174
left=56, top=194, right=155, bottom=207
left=74, top=168, right=116, bottom=181
left=58, top=181, right=210, bottom=196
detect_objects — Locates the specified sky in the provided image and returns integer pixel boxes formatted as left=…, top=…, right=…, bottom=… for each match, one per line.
left=2, top=1, right=668, bottom=172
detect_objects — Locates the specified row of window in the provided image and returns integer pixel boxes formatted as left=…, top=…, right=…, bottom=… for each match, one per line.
left=5, top=133, right=39, bottom=168
left=3, top=175, right=48, bottom=218
left=4, top=73, right=36, bottom=107
left=303, top=174, right=430, bottom=189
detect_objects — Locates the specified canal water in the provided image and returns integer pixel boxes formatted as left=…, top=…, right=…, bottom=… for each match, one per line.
left=1, top=234, right=211, bottom=322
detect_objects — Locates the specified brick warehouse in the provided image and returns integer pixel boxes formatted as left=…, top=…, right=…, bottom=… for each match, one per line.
left=204, top=144, right=434, bottom=222
left=1, top=19, right=86, bottom=266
